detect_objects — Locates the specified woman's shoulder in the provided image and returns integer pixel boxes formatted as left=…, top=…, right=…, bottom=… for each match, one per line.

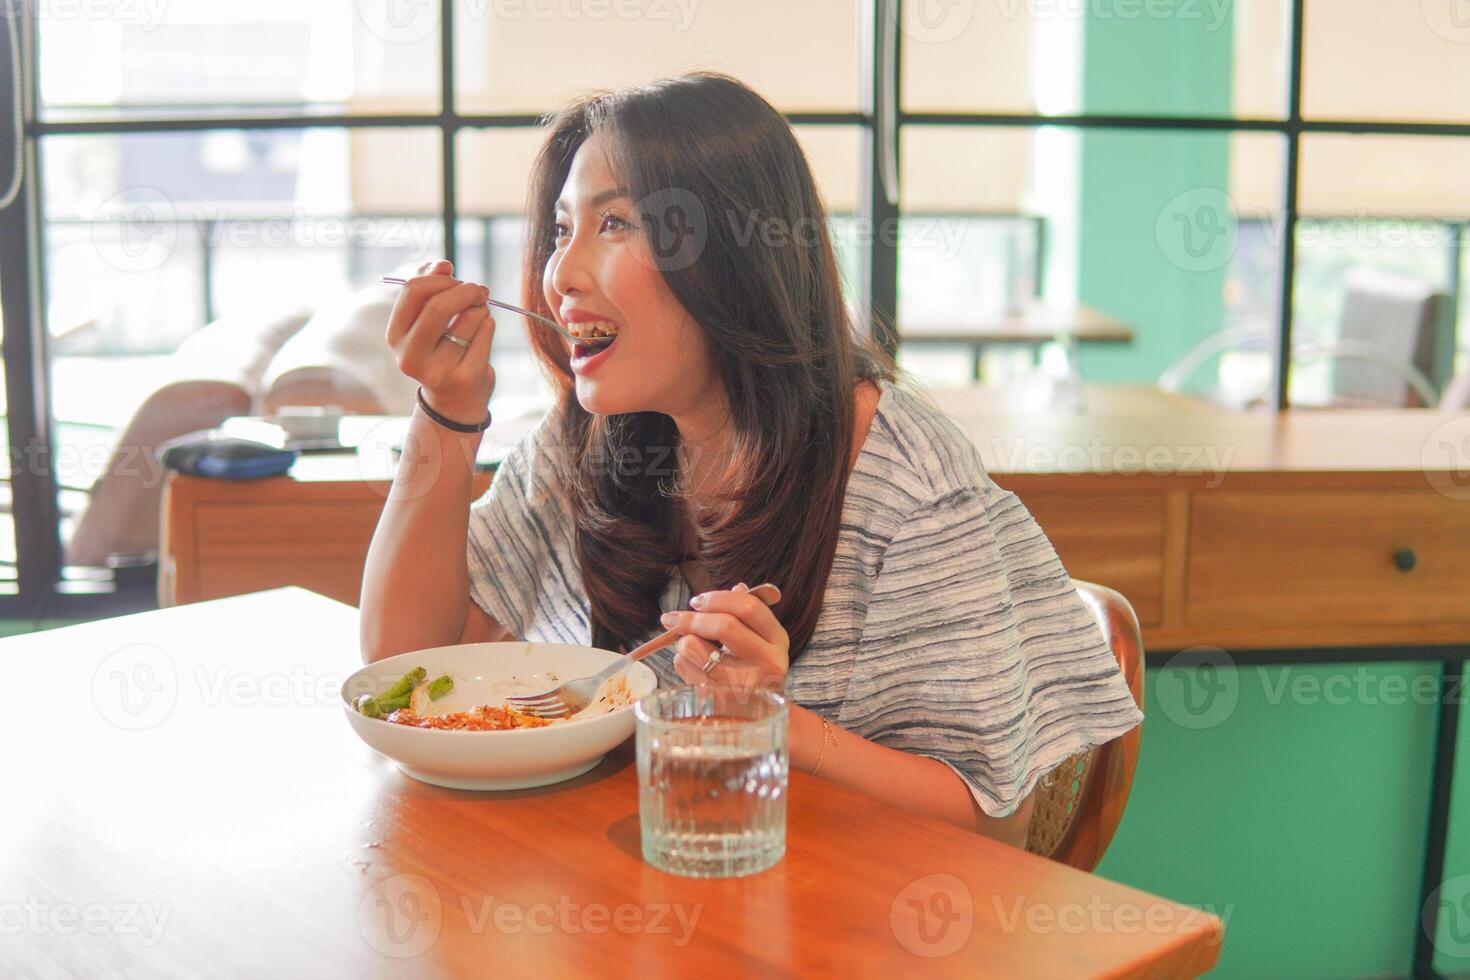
left=859, top=378, right=999, bottom=515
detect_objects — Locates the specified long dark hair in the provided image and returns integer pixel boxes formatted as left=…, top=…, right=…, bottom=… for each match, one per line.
left=520, top=71, right=897, bottom=659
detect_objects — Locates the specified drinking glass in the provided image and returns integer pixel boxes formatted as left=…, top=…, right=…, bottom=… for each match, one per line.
left=633, top=685, right=789, bottom=878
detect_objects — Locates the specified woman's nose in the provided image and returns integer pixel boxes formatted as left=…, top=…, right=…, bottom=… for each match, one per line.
left=549, top=232, right=595, bottom=297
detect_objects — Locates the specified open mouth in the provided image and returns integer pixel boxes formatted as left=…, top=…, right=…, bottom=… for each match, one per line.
left=572, top=335, right=618, bottom=361
left=567, top=320, right=620, bottom=360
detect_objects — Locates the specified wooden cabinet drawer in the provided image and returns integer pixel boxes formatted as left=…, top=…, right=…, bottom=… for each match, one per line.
left=190, top=499, right=388, bottom=606
left=1186, top=490, right=1470, bottom=626
left=1019, top=492, right=1167, bottom=626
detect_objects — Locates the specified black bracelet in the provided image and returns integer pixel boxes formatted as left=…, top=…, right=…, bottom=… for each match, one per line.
left=416, top=386, right=492, bottom=433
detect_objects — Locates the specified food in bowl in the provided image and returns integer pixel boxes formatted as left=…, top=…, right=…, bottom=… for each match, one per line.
left=387, top=705, right=553, bottom=731
left=352, top=666, right=454, bottom=718
left=354, top=667, right=635, bottom=730
left=342, top=642, right=658, bottom=791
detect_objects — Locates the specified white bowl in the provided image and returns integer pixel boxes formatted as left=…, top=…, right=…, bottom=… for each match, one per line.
left=342, top=641, right=659, bottom=790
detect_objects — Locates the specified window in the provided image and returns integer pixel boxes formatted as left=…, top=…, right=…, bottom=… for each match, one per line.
left=1, top=1, right=1465, bottom=616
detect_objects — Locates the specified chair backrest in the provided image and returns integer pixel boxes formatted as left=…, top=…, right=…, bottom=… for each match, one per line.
left=1024, top=579, right=1145, bottom=872
left=1335, top=266, right=1447, bottom=407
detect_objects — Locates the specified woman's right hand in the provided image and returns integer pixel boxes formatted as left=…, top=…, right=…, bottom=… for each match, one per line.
left=386, top=259, right=497, bottom=425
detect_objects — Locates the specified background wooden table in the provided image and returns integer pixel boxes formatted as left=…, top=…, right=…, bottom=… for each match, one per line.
left=895, top=303, right=1133, bottom=380
left=162, top=385, right=1470, bottom=653
left=0, top=588, right=1223, bottom=978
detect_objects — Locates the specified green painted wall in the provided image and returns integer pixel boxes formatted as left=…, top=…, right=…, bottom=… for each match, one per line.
left=1074, top=6, right=1235, bottom=385
left=1096, top=663, right=1470, bottom=978
left=0, top=619, right=73, bottom=639
left=1072, top=11, right=1470, bottom=978
left=1434, top=674, right=1470, bottom=978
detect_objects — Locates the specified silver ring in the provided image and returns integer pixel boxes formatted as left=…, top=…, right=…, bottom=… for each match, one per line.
left=440, top=331, right=470, bottom=350
left=700, top=648, right=725, bottom=674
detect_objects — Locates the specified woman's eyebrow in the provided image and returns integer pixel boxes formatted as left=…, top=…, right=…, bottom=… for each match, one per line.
left=554, top=186, right=631, bottom=212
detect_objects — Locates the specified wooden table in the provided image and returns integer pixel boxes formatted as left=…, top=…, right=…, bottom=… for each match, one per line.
left=163, top=385, right=1470, bottom=652
left=0, top=588, right=1223, bottom=978
left=897, top=303, right=1133, bottom=379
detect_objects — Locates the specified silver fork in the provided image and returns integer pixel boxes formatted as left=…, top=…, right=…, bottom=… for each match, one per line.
left=505, top=583, right=783, bottom=719
left=378, top=275, right=613, bottom=349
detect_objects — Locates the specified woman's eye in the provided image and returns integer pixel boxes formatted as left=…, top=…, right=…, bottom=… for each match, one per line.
left=553, top=222, right=570, bottom=240
left=600, top=214, right=630, bottom=233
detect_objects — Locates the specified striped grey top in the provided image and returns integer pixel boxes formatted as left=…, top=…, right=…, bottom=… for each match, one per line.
left=466, top=380, right=1144, bottom=817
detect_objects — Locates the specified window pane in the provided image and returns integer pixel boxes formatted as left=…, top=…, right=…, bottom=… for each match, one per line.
left=898, top=127, right=1039, bottom=383
left=792, top=127, right=864, bottom=320
left=452, top=0, right=860, bottom=113
left=455, top=127, right=558, bottom=420
left=0, top=312, right=15, bottom=592
left=902, top=0, right=1287, bottom=119
left=896, top=125, right=1286, bottom=402
left=39, top=0, right=439, bottom=120
left=1461, top=228, right=1469, bottom=385
left=1303, top=1, right=1470, bottom=123
left=42, top=128, right=442, bottom=573
left=1292, top=135, right=1468, bottom=407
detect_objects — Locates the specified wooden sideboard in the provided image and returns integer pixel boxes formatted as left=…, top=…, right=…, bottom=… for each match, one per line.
left=160, top=383, right=1470, bottom=653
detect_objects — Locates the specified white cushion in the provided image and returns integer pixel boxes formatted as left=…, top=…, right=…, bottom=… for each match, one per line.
left=260, top=284, right=416, bottom=415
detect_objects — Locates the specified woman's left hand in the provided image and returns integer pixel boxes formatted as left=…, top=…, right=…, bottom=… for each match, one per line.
left=662, top=582, right=789, bottom=690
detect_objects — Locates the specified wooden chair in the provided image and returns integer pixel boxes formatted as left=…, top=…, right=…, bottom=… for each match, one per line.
left=1024, top=579, right=1145, bottom=872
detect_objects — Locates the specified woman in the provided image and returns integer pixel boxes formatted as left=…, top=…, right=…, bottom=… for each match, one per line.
left=361, top=72, right=1143, bottom=848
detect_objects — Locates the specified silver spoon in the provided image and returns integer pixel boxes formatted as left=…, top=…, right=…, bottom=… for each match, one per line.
left=378, top=276, right=614, bottom=349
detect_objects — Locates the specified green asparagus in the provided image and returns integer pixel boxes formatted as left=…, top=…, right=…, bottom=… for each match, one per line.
left=380, top=666, right=427, bottom=702
left=355, top=669, right=453, bottom=717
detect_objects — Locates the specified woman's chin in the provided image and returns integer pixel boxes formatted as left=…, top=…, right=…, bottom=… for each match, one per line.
left=574, top=377, right=632, bottom=416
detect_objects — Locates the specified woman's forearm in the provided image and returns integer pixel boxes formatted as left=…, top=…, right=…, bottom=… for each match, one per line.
left=359, top=409, right=484, bottom=663
left=788, top=705, right=1035, bottom=847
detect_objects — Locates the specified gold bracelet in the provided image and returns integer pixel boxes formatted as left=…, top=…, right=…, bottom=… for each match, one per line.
left=809, top=716, right=835, bottom=777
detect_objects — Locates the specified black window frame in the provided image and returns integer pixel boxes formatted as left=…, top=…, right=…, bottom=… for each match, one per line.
left=3, top=0, right=1469, bottom=625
